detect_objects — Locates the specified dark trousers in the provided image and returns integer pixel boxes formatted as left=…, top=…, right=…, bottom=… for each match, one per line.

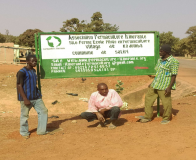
left=80, top=106, right=120, bottom=122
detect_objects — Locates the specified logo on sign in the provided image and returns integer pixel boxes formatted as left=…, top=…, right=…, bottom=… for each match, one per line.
left=46, top=36, right=62, bottom=47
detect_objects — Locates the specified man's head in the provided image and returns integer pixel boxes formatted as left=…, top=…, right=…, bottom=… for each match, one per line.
left=159, top=44, right=171, bottom=58
left=26, top=55, right=37, bottom=68
left=97, top=83, right=108, bottom=96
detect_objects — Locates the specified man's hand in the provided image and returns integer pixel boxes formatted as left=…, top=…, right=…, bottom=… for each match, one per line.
left=24, top=99, right=31, bottom=106
left=148, top=75, right=155, bottom=79
left=99, top=108, right=108, bottom=116
left=165, top=87, right=171, bottom=95
left=95, top=112, right=105, bottom=123
left=99, top=110, right=105, bottom=116
left=165, top=75, right=176, bottom=96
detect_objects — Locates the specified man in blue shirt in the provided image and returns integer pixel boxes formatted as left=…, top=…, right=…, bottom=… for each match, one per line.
left=17, top=55, right=48, bottom=139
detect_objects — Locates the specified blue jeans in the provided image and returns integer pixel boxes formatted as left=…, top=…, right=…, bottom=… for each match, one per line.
left=20, top=99, right=48, bottom=136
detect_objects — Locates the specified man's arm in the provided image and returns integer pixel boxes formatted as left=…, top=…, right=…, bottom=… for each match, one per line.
left=99, top=90, right=123, bottom=117
left=102, top=90, right=123, bottom=112
left=165, top=75, right=176, bottom=95
left=17, top=72, right=31, bottom=106
left=148, top=60, right=159, bottom=87
left=99, top=108, right=108, bottom=116
left=88, top=93, right=105, bottom=122
left=165, top=60, right=179, bottom=95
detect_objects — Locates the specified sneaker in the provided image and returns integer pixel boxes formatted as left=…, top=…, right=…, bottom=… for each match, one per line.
left=38, top=131, right=53, bottom=135
left=22, top=135, right=29, bottom=139
left=135, top=116, right=146, bottom=119
left=108, top=120, right=117, bottom=129
left=108, top=123, right=116, bottom=129
left=160, top=120, right=170, bottom=124
left=104, top=120, right=111, bottom=125
left=45, top=131, right=55, bottom=135
left=97, top=122, right=106, bottom=128
left=140, top=118, right=151, bottom=123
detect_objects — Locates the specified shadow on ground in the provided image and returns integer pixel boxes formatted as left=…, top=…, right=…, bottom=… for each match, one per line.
left=29, top=106, right=179, bottom=134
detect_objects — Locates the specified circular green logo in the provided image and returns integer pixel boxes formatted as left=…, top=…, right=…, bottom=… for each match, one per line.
left=46, top=36, right=62, bottom=47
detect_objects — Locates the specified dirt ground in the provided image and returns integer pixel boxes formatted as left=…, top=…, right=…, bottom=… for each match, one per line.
left=0, top=61, right=196, bottom=160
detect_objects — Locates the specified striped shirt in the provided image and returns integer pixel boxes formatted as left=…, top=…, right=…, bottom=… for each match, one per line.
left=16, top=67, right=42, bottom=101
left=151, top=55, right=179, bottom=90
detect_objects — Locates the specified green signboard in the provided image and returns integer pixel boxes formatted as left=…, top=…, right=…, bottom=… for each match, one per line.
left=35, top=31, right=159, bottom=79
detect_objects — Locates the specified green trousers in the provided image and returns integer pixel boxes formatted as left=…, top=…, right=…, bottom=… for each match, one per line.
left=144, top=87, right=172, bottom=121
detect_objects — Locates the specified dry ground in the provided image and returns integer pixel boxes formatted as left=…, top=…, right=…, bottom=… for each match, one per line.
left=0, top=62, right=196, bottom=160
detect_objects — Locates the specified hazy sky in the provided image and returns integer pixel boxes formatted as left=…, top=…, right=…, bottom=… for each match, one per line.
left=0, top=0, right=195, bottom=39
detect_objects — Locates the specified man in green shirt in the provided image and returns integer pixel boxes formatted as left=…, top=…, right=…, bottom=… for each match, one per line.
left=138, top=44, right=179, bottom=124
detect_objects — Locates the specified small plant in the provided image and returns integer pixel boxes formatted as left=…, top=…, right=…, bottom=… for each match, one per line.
left=121, top=102, right=128, bottom=110
left=115, top=80, right=124, bottom=94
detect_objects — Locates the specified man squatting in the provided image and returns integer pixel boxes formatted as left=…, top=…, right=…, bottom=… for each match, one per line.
left=81, top=83, right=123, bottom=129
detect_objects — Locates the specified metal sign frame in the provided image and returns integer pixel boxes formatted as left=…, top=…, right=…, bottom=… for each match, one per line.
left=35, top=31, right=159, bottom=79
left=35, top=31, right=160, bottom=116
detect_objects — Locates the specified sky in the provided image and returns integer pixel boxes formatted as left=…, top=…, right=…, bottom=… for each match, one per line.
left=0, top=0, right=195, bottom=39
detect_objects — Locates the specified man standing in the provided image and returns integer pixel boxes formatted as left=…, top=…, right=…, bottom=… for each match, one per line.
left=138, top=44, right=179, bottom=124
left=81, top=83, right=123, bottom=129
left=17, top=55, right=48, bottom=139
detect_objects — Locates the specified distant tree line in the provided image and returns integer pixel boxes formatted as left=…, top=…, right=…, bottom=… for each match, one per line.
left=0, top=29, right=42, bottom=47
left=159, top=26, right=196, bottom=57
left=0, top=12, right=195, bottom=57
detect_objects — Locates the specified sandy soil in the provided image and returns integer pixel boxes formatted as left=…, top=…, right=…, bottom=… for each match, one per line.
left=0, top=62, right=196, bottom=160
